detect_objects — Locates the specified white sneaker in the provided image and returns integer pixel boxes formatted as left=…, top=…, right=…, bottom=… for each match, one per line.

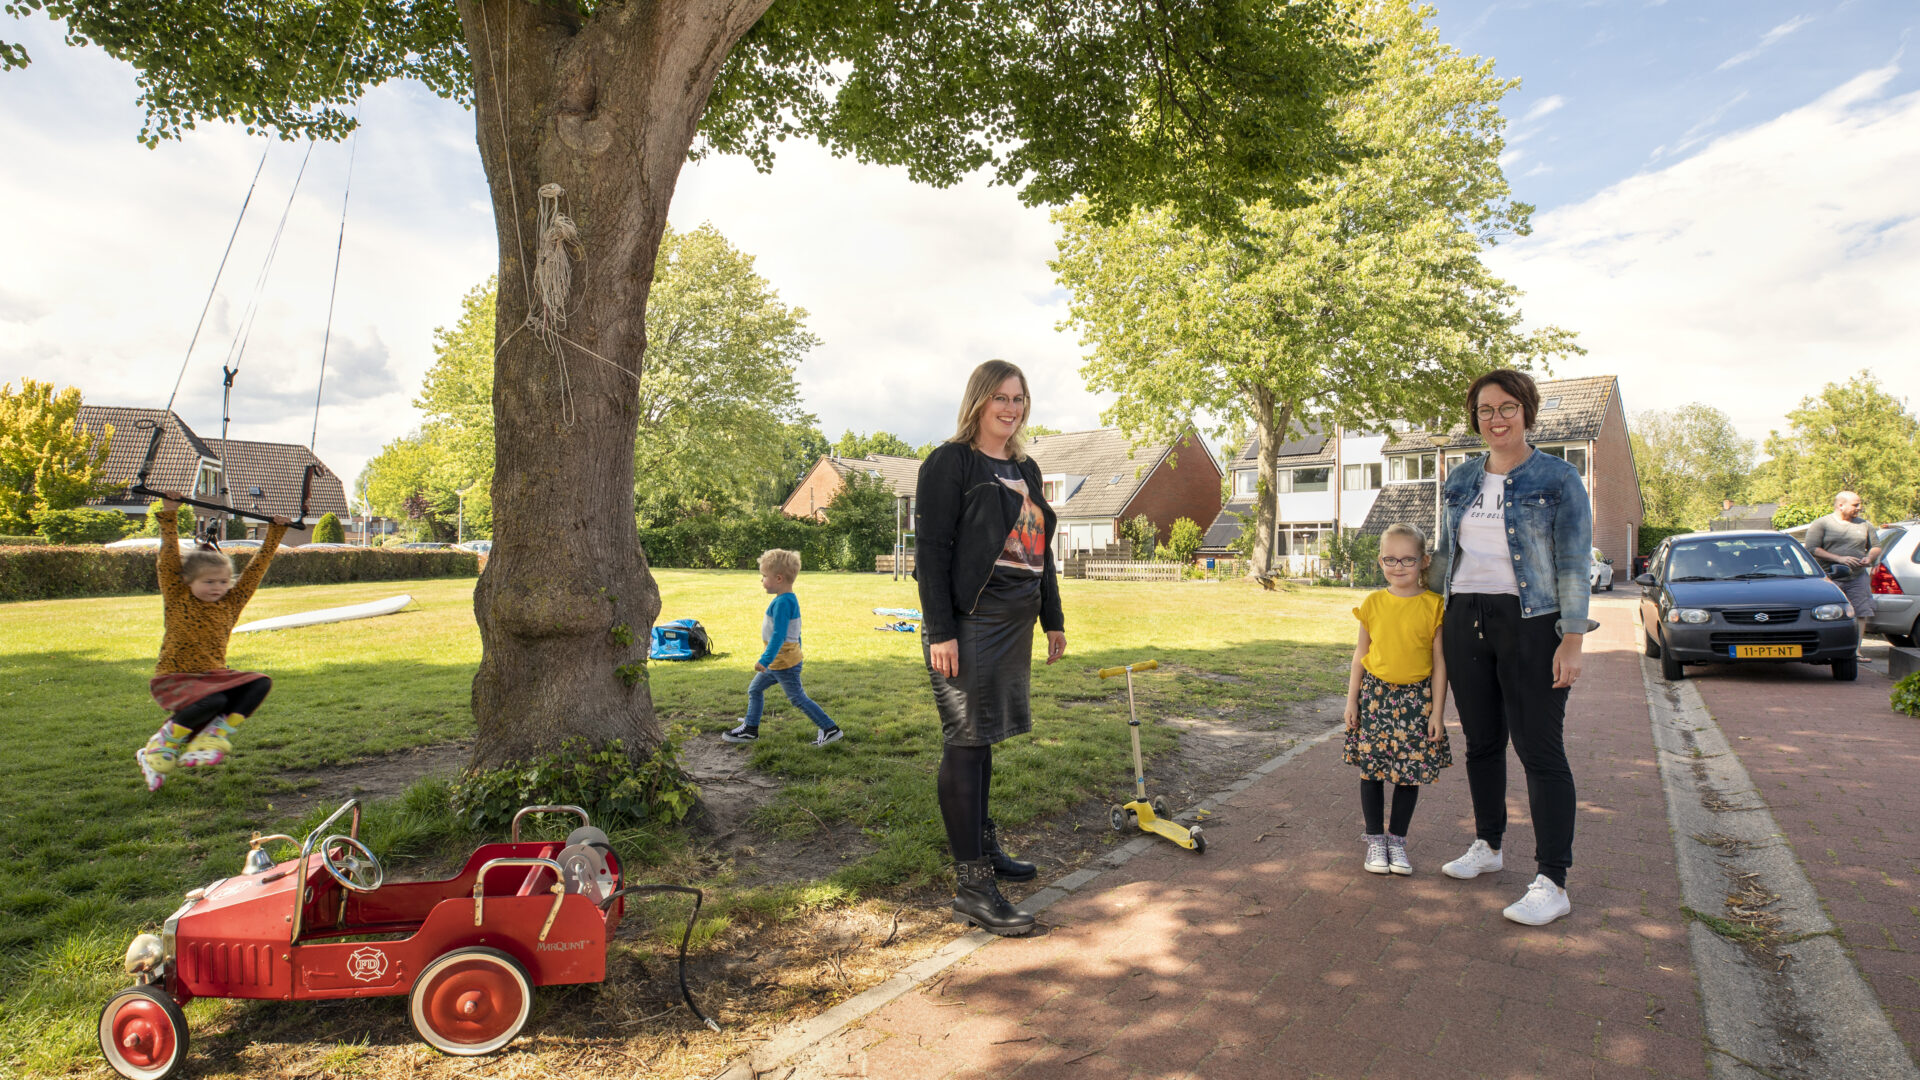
left=1441, top=839, right=1504, bottom=879
left=1503, top=874, right=1571, bottom=926
left=1363, top=835, right=1391, bottom=874
left=1386, top=835, right=1413, bottom=876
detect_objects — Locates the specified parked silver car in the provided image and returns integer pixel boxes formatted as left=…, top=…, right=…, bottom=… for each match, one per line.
left=1867, top=521, right=1919, bottom=647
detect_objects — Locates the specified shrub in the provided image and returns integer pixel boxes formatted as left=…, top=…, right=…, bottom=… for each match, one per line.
left=0, top=546, right=480, bottom=602
left=450, top=738, right=699, bottom=833
left=1327, top=530, right=1385, bottom=587
left=1772, top=505, right=1821, bottom=530
left=639, top=508, right=842, bottom=571
left=32, top=508, right=135, bottom=545
left=1118, top=513, right=1158, bottom=556
left=0, top=535, right=48, bottom=546
left=313, top=512, right=345, bottom=544
left=824, top=471, right=898, bottom=572
left=226, top=516, right=248, bottom=540
left=1637, top=525, right=1693, bottom=557
left=140, top=500, right=193, bottom=538
left=1893, top=672, right=1920, bottom=719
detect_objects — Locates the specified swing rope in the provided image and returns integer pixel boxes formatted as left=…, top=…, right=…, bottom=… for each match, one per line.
left=311, top=129, right=359, bottom=452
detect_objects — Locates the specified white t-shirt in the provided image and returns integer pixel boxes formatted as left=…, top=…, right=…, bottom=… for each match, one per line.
left=1452, top=471, right=1520, bottom=596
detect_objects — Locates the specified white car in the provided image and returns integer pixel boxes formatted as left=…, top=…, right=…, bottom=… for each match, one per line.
left=455, top=540, right=493, bottom=554
left=104, top=536, right=166, bottom=550
left=1589, top=547, right=1615, bottom=592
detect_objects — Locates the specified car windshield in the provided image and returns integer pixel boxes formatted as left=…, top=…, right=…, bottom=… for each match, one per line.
left=1667, top=537, right=1818, bottom=581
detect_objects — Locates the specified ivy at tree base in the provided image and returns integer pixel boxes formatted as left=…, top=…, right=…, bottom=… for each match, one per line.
left=450, top=738, right=700, bottom=835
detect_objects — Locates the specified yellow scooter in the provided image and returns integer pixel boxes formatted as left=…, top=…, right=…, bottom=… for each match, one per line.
left=1099, top=660, right=1205, bottom=854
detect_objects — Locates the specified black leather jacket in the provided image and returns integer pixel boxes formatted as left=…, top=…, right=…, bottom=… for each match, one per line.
left=914, top=441, right=1065, bottom=645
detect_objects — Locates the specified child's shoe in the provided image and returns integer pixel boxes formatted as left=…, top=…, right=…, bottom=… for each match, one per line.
left=137, top=736, right=178, bottom=792
left=1363, top=834, right=1391, bottom=874
left=1386, top=834, right=1413, bottom=876
left=180, top=716, right=238, bottom=767
left=721, top=721, right=760, bottom=743
left=812, top=726, right=844, bottom=748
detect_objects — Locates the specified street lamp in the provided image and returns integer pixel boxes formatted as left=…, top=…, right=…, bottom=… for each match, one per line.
left=456, top=481, right=475, bottom=544
left=1426, top=432, right=1451, bottom=550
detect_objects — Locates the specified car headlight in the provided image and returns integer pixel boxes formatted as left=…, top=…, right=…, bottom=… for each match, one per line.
left=1812, top=603, right=1852, bottom=621
left=124, top=933, right=164, bottom=974
left=1666, top=608, right=1710, bottom=624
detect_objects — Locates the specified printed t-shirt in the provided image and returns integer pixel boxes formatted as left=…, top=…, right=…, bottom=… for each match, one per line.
left=1354, top=589, right=1445, bottom=684
left=1451, top=470, right=1520, bottom=596
left=982, top=456, right=1044, bottom=602
left=758, top=591, right=803, bottom=669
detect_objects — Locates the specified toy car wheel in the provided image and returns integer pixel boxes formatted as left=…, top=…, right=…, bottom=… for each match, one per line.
left=1108, top=805, right=1127, bottom=831
left=99, top=985, right=188, bottom=1080
left=1150, top=796, right=1170, bottom=819
left=1190, top=827, right=1206, bottom=855
left=410, top=947, right=533, bottom=1056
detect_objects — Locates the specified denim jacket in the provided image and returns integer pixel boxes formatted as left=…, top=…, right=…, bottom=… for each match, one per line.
left=1433, top=450, right=1599, bottom=637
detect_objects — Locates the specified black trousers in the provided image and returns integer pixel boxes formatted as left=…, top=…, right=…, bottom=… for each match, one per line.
left=1443, top=594, right=1574, bottom=886
left=170, top=677, right=273, bottom=736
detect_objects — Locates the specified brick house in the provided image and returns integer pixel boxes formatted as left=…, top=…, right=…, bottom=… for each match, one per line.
left=780, top=453, right=924, bottom=521
left=73, top=405, right=350, bottom=544
left=1026, top=426, right=1222, bottom=565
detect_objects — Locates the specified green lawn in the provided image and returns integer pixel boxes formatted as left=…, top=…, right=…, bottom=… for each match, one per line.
left=0, top=570, right=1359, bottom=1074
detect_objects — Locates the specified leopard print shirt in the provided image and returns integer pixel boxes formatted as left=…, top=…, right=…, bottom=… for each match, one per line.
left=154, top=509, right=289, bottom=675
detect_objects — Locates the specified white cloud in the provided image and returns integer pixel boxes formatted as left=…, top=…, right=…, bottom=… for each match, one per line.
left=1717, top=14, right=1815, bottom=72
left=1522, top=95, right=1566, bottom=122
left=1490, top=65, right=1920, bottom=445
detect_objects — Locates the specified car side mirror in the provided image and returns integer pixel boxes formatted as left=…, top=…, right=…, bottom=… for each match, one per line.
left=1603, top=557, right=1614, bottom=565
left=1634, top=574, right=1656, bottom=588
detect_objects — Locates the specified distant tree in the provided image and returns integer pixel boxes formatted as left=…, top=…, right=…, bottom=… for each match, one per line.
left=1630, top=404, right=1756, bottom=528
left=34, top=507, right=136, bottom=545
left=1758, top=372, right=1920, bottom=523
left=1772, top=505, right=1821, bottom=530
left=1155, top=517, right=1204, bottom=564
left=1023, top=424, right=1064, bottom=439
left=313, top=512, right=346, bottom=544
left=824, top=471, right=899, bottom=572
left=754, top=422, right=833, bottom=507
left=1118, top=513, right=1158, bottom=555
left=142, top=501, right=193, bottom=538
left=834, top=430, right=920, bottom=460
left=225, top=516, right=248, bottom=540
left=0, top=379, right=114, bottom=534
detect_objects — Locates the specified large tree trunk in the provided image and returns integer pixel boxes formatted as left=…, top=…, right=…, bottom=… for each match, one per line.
left=458, top=0, right=773, bottom=769
left=1248, top=388, right=1293, bottom=581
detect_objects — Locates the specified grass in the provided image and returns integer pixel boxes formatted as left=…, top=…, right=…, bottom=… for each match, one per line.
left=0, top=570, right=1361, bottom=1074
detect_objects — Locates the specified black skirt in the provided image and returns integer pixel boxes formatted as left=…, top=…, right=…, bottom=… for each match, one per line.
left=925, top=588, right=1041, bottom=747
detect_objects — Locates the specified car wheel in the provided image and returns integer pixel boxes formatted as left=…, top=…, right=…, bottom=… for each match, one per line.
left=1890, top=632, right=1917, bottom=649
left=410, top=947, right=533, bottom=1056
left=1832, top=657, right=1859, bottom=682
left=1643, top=626, right=1662, bottom=659
left=1661, top=651, right=1685, bottom=682
left=99, top=986, right=188, bottom=1080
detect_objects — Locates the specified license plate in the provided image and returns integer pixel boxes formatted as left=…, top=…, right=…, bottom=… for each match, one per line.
left=1732, top=644, right=1801, bottom=659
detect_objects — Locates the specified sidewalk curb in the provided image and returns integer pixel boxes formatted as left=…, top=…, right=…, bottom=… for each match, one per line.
left=707, top=723, right=1344, bottom=1080
left=1642, top=655, right=1920, bottom=1079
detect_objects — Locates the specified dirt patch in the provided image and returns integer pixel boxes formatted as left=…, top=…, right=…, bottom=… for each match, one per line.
left=681, top=736, right=877, bottom=885
left=279, top=740, right=473, bottom=812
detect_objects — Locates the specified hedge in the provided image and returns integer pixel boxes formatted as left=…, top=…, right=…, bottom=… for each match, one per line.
left=1637, top=525, right=1694, bottom=557
left=0, top=546, right=480, bottom=602
left=638, top=510, right=849, bottom=571
left=0, top=535, right=48, bottom=547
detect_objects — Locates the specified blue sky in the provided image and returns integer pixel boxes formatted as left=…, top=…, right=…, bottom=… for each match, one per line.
left=3, top=2, right=1918, bottom=489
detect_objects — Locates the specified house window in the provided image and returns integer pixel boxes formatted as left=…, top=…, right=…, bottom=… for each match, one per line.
left=1541, top=397, right=1562, bottom=411
left=1537, top=444, right=1589, bottom=476
left=1232, top=470, right=1258, bottom=498
left=1391, top=453, right=1437, bottom=481
left=1286, top=467, right=1329, bottom=493
left=1274, top=470, right=1293, bottom=494
left=1343, top=464, right=1382, bottom=491
left=1042, top=480, right=1063, bottom=503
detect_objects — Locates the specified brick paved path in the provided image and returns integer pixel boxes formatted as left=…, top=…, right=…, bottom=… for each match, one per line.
left=1686, top=656, right=1920, bottom=1057
left=799, top=613, right=1710, bottom=1079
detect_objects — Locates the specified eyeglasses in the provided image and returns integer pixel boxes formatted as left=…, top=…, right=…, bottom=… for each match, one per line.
left=1475, top=402, right=1523, bottom=421
left=1378, top=556, right=1422, bottom=569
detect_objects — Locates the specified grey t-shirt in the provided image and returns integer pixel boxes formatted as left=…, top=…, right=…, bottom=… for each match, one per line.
left=1804, top=513, right=1874, bottom=564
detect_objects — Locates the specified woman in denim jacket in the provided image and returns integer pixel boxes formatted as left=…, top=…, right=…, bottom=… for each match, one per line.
left=1431, top=369, right=1597, bottom=926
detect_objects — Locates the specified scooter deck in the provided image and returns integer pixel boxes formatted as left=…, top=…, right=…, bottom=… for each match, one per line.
left=1125, top=801, right=1198, bottom=850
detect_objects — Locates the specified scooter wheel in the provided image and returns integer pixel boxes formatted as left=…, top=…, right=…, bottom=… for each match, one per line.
left=1150, top=796, right=1169, bottom=819
left=1189, top=827, right=1206, bottom=854
left=1108, top=805, right=1128, bottom=832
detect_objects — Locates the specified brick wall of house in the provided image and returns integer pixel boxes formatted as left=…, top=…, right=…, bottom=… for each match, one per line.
left=1119, top=432, right=1224, bottom=546
left=780, top=458, right=846, bottom=521
left=1589, top=385, right=1644, bottom=567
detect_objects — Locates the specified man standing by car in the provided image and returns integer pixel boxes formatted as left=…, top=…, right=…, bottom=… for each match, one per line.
left=1805, top=491, right=1882, bottom=645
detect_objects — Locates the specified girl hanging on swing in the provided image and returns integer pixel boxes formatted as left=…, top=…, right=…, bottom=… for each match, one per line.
left=136, top=491, right=290, bottom=791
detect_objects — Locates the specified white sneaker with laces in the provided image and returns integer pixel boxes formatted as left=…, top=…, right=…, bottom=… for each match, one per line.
left=720, top=722, right=760, bottom=743
left=1386, top=835, right=1413, bottom=876
left=1503, top=874, right=1571, bottom=926
left=1441, top=839, right=1504, bottom=879
left=1363, top=835, right=1391, bottom=875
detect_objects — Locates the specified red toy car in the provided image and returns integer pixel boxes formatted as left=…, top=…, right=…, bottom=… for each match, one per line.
left=101, top=799, right=709, bottom=1079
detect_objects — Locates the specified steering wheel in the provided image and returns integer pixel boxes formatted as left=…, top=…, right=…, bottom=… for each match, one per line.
left=319, top=834, right=385, bottom=893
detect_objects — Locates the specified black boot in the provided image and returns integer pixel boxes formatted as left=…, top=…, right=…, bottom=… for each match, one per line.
left=982, top=818, right=1037, bottom=882
left=952, top=858, right=1035, bottom=936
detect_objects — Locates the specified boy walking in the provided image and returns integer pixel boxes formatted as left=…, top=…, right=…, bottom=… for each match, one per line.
left=723, top=549, right=844, bottom=747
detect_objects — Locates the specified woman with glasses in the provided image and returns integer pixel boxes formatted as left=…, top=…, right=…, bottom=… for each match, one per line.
left=914, top=360, right=1068, bottom=936
left=1432, top=368, right=1596, bottom=926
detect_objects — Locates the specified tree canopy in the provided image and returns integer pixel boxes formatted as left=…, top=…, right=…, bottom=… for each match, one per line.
left=1630, top=404, right=1756, bottom=529
left=0, top=379, right=113, bottom=535
left=832, top=430, right=923, bottom=460
left=1757, top=371, right=1920, bottom=524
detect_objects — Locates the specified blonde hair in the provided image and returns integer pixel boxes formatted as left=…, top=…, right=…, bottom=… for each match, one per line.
left=181, top=547, right=234, bottom=583
left=948, top=360, right=1032, bottom=460
left=758, top=548, right=801, bottom=580
left=1379, top=522, right=1428, bottom=555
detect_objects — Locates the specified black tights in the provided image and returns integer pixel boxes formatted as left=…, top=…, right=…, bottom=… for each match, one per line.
left=170, top=678, right=272, bottom=736
left=1361, top=779, right=1420, bottom=836
left=937, top=743, right=993, bottom=862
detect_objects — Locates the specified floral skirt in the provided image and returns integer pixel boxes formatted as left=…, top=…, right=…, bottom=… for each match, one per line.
left=1342, top=671, right=1453, bottom=785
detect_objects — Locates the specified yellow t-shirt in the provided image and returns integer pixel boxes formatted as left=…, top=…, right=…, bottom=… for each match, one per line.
left=1354, top=589, right=1444, bottom=685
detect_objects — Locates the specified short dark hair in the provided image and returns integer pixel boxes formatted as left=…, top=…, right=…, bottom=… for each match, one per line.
left=1466, top=369, right=1540, bottom=434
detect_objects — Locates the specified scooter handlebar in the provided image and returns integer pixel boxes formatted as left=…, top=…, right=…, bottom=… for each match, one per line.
left=1097, top=660, right=1158, bottom=679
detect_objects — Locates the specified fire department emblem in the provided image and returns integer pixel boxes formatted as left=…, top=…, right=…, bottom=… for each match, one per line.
left=347, top=947, right=389, bottom=982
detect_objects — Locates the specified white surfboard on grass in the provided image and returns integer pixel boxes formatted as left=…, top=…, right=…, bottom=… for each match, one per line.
left=234, top=594, right=415, bottom=634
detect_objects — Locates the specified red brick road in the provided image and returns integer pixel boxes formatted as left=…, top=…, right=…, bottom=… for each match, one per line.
left=1686, top=654, right=1920, bottom=1057
left=808, top=612, right=1710, bottom=1079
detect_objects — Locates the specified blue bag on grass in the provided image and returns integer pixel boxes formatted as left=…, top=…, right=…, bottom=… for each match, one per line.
left=649, top=618, right=711, bottom=661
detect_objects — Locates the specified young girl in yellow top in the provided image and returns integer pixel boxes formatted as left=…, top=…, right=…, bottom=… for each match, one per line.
left=137, top=492, right=289, bottom=791
left=1344, top=522, right=1453, bottom=875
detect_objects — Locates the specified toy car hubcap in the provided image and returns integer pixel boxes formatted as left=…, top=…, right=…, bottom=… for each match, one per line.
left=414, top=953, right=529, bottom=1054
left=103, top=996, right=178, bottom=1076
